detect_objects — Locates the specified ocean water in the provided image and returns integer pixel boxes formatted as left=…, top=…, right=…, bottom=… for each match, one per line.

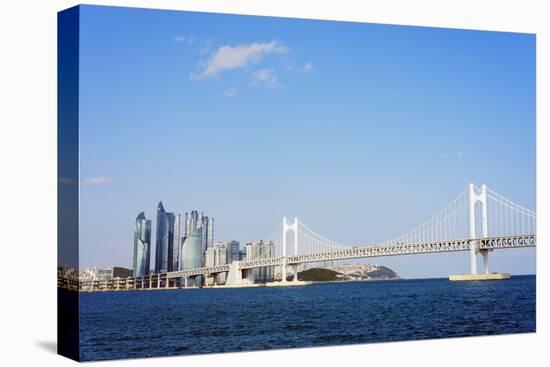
left=79, top=275, right=535, bottom=361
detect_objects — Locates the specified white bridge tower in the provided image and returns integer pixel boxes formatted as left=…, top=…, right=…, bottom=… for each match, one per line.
left=469, top=183, right=489, bottom=275
left=282, top=217, right=299, bottom=282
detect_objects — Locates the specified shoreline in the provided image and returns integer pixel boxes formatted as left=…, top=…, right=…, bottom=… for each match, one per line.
left=61, top=274, right=536, bottom=293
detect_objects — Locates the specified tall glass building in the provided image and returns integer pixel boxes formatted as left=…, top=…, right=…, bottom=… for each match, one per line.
left=172, top=214, right=181, bottom=272
left=166, top=212, right=175, bottom=271
left=243, top=240, right=275, bottom=282
left=207, top=217, right=214, bottom=248
left=155, top=202, right=175, bottom=273
left=229, top=240, right=240, bottom=263
left=133, top=212, right=151, bottom=277
left=180, top=227, right=203, bottom=271
left=184, top=210, right=199, bottom=237
left=184, top=210, right=214, bottom=264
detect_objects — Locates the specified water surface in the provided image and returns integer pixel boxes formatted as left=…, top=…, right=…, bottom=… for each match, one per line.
left=79, top=275, right=536, bottom=361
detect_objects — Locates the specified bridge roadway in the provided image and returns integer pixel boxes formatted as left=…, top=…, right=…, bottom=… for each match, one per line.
left=67, top=235, right=535, bottom=291
left=167, top=235, right=536, bottom=279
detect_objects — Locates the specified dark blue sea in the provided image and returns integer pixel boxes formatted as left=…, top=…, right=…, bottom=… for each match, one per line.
left=79, top=275, right=536, bottom=361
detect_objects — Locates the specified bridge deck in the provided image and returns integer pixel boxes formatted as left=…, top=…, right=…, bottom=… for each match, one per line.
left=65, top=235, right=535, bottom=290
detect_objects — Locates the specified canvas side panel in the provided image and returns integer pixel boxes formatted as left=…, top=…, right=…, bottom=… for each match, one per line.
left=57, top=5, right=80, bottom=362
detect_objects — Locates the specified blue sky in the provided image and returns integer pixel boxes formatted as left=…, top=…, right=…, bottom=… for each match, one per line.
left=76, top=5, right=536, bottom=278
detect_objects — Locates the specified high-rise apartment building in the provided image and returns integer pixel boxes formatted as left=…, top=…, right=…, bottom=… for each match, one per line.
left=180, top=227, right=203, bottom=270
left=242, top=240, right=275, bottom=282
left=184, top=210, right=214, bottom=265
left=207, top=217, right=214, bottom=248
left=180, top=226, right=204, bottom=286
left=133, top=212, right=151, bottom=277
left=228, top=240, right=240, bottom=263
left=155, top=202, right=175, bottom=273
left=172, top=214, right=181, bottom=271
left=205, top=247, right=216, bottom=267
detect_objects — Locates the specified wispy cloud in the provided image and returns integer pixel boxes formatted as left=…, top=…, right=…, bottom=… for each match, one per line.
left=82, top=176, right=112, bottom=185
left=200, top=38, right=215, bottom=54
left=299, top=62, right=313, bottom=73
left=250, top=69, right=281, bottom=89
left=192, top=40, right=288, bottom=79
left=223, top=88, right=237, bottom=98
left=456, top=151, right=464, bottom=159
left=283, top=59, right=313, bottom=73
left=174, top=34, right=196, bottom=45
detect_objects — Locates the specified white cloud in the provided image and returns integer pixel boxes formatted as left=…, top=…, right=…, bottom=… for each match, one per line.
left=192, top=40, right=288, bottom=79
left=82, top=176, right=112, bottom=185
left=223, top=88, right=237, bottom=98
left=299, top=62, right=313, bottom=73
left=250, top=69, right=281, bottom=89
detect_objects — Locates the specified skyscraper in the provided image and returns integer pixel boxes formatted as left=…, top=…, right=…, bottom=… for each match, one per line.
left=184, top=210, right=214, bottom=264
left=229, top=240, right=240, bottom=263
left=172, top=214, right=181, bottom=272
left=215, top=242, right=227, bottom=284
left=243, top=240, right=275, bottom=282
left=180, top=226, right=204, bottom=286
left=207, top=217, right=214, bottom=248
left=200, top=214, right=208, bottom=253
left=155, top=202, right=175, bottom=273
left=133, top=212, right=151, bottom=277
left=166, top=212, right=175, bottom=271
left=215, top=243, right=227, bottom=266
left=205, top=247, right=216, bottom=267
left=184, top=210, right=199, bottom=237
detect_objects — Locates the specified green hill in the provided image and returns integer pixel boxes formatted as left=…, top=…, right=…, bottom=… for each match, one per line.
left=113, top=267, right=133, bottom=278
left=297, top=268, right=343, bottom=281
left=366, top=266, right=398, bottom=279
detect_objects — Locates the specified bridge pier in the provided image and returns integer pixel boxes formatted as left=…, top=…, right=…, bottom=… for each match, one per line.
left=280, top=259, right=288, bottom=282
left=450, top=183, right=511, bottom=281
left=292, top=264, right=299, bottom=282
left=225, top=261, right=245, bottom=286
left=281, top=217, right=298, bottom=283
left=481, top=250, right=489, bottom=274
left=470, top=245, right=478, bottom=275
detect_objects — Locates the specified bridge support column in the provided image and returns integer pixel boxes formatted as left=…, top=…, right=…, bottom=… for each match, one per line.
left=450, top=183, right=512, bottom=281
left=184, top=277, right=188, bottom=288
left=295, top=265, right=300, bottom=282
left=281, top=258, right=287, bottom=282
left=470, top=246, right=478, bottom=275
left=469, top=183, right=488, bottom=275
left=226, top=261, right=246, bottom=286
left=282, top=217, right=298, bottom=282
left=165, top=276, right=169, bottom=288
left=481, top=250, right=489, bottom=274
left=157, top=274, right=160, bottom=289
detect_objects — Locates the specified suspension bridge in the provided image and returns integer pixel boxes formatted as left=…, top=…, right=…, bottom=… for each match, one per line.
left=69, top=183, right=536, bottom=291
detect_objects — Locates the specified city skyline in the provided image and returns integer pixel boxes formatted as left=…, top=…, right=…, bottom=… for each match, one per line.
left=76, top=6, right=535, bottom=278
